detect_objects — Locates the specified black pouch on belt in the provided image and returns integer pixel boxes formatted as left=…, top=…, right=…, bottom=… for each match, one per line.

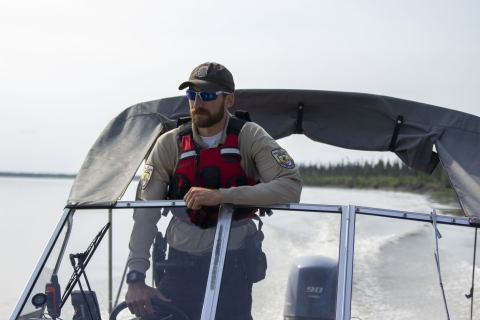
left=243, top=216, right=267, bottom=283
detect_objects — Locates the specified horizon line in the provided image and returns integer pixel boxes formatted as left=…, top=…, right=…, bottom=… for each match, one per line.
left=0, top=172, right=141, bottom=180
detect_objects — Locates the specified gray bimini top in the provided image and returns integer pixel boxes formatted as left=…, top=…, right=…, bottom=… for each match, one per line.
left=67, top=89, right=480, bottom=224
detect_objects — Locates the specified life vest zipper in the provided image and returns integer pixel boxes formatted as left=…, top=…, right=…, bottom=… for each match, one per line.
left=193, top=148, right=203, bottom=227
left=194, top=148, right=200, bottom=187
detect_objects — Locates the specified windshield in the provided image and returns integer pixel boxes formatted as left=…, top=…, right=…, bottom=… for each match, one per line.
left=13, top=185, right=474, bottom=320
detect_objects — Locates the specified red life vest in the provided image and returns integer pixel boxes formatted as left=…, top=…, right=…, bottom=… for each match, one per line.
left=167, top=117, right=257, bottom=229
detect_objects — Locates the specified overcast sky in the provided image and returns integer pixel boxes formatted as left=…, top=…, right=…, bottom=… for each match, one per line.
left=1, top=0, right=479, bottom=174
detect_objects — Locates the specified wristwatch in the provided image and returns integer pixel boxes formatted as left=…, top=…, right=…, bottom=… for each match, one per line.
left=126, top=271, right=146, bottom=284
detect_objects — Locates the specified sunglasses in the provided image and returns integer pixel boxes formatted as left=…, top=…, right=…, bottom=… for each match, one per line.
left=186, top=90, right=231, bottom=102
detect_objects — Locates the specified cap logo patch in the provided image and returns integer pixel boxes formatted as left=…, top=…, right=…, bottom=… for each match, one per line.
left=196, top=66, right=208, bottom=78
left=141, top=165, right=154, bottom=189
left=271, top=149, right=295, bottom=169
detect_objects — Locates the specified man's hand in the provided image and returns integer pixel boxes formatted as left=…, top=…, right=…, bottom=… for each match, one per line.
left=125, top=281, right=171, bottom=318
left=184, top=187, right=221, bottom=210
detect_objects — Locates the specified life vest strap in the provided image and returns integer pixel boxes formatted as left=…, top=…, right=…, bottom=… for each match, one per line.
left=177, top=117, right=192, bottom=128
left=178, top=121, right=193, bottom=137
left=226, top=117, right=246, bottom=136
left=220, top=148, right=241, bottom=156
left=180, top=150, right=197, bottom=160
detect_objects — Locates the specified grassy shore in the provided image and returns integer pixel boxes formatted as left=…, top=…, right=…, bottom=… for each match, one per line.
left=298, top=159, right=452, bottom=192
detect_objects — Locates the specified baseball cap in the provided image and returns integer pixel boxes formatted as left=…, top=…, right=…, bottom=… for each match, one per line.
left=178, top=62, right=235, bottom=93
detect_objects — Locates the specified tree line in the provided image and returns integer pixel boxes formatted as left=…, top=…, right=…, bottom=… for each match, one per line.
left=298, top=159, right=452, bottom=191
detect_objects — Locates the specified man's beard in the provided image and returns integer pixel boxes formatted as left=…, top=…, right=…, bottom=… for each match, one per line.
left=191, top=100, right=226, bottom=128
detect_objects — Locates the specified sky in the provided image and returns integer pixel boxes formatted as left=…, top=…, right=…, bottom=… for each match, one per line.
left=1, top=0, right=479, bottom=174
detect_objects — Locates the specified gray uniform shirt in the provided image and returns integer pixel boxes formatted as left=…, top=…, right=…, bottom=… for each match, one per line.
left=128, top=113, right=302, bottom=274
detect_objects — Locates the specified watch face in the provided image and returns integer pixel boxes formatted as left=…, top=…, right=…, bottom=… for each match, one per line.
left=127, top=271, right=145, bottom=283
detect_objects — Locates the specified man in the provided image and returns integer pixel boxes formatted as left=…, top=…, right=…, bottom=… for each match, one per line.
left=126, top=62, right=302, bottom=319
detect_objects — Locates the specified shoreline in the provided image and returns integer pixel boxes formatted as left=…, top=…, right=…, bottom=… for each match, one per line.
left=301, top=182, right=451, bottom=193
left=0, top=172, right=141, bottom=180
left=0, top=172, right=77, bottom=179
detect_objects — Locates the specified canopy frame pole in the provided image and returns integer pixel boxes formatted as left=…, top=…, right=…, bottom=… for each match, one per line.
left=432, top=209, right=450, bottom=320
left=108, top=208, right=113, bottom=316
left=114, top=260, right=128, bottom=308
left=335, top=205, right=356, bottom=320
left=466, top=228, right=477, bottom=320
left=200, top=203, right=234, bottom=320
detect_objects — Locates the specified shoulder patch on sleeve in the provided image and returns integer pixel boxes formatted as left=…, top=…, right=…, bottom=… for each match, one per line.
left=141, top=165, right=154, bottom=189
left=271, top=149, right=295, bottom=169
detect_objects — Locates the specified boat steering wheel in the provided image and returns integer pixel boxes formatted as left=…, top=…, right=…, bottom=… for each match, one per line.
left=109, top=298, right=190, bottom=320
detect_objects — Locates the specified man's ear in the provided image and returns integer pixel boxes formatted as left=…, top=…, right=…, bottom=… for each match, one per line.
left=225, top=93, right=234, bottom=109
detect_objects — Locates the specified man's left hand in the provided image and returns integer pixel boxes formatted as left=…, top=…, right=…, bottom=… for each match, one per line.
left=184, top=187, right=221, bottom=210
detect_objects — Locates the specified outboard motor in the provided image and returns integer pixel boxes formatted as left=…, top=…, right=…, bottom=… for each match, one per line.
left=284, top=256, right=338, bottom=320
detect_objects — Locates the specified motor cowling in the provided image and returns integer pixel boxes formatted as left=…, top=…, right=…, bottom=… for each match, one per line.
left=284, top=256, right=338, bottom=320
